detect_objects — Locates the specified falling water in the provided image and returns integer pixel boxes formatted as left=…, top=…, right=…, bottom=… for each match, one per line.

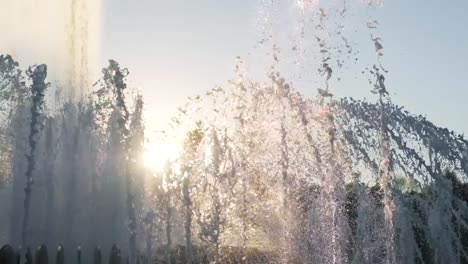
left=0, top=0, right=101, bottom=99
left=1, top=0, right=468, bottom=263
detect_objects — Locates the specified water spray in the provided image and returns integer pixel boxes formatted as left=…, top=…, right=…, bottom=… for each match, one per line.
left=22, top=64, right=49, bottom=247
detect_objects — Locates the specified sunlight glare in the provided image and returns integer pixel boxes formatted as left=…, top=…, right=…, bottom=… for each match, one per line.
left=144, top=141, right=179, bottom=171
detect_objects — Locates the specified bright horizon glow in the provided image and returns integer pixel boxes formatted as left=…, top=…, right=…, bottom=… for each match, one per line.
left=143, top=141, right=179, bottom=171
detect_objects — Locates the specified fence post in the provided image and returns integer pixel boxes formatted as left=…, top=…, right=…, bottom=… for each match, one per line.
left=35, top=245, right=48, bottom=264
left=0, top=245, right=17, bottom=264
left=77, top=246, right=82, bottom=264
left=56, top=245, right=64, bottom=264
left=109, top=244, right=121, bottom=264
left=94, top=247, right=102, bottom=264
left=16, top=247, right=21, bottom=264
left=25, top=247, right=33, bottom=264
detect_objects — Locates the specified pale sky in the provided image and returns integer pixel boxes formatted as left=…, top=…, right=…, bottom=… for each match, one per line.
left=100, top=0, right=468, bottom=138
left=1, top=0, right=465, bottom=137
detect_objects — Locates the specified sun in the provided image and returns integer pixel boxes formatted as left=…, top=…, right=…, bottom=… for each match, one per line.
left=143, top=141, right=179, bottom=171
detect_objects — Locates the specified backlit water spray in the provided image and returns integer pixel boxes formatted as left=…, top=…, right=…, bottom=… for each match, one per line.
left=1, top=0, right=468, bottom=263
left=0, top=0, right=101, bottom=100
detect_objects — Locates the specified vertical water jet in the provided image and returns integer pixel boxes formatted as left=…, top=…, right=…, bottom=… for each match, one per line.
left=22, top=64, right=48, bottom=247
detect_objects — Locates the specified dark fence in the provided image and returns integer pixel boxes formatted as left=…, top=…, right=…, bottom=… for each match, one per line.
left=1, top=244, right=285, bottom=264
left=0, top=244, right=150, bottom=264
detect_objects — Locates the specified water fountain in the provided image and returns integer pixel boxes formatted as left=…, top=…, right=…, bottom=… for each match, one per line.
left=0, top=0, right=101, bottom=99
left=0, top=57, right=146, bottom=261
left=0, top=0, right=467, bottom=263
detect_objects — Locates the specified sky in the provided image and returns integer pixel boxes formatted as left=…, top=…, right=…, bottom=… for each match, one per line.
left=100, top=0, right=258, bottom=136
left=0, top=0, right=466, bottom=138
left=100, top=0, right=468, bottom=138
